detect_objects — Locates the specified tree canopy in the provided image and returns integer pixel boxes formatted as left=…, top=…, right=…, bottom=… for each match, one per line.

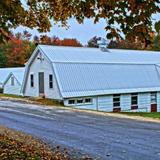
left=0, top=0, right=160, bottom=46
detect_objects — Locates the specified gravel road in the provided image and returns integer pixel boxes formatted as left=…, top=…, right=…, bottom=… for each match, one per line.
left=0, top=99, right=160, bottom=160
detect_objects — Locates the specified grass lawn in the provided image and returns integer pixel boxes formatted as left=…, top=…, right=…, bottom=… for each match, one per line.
left=0, top=93, right=64, bottom=107
left=120, top=112, right=160, bottom=119
left=0, top=126, right=92, bottom=160
left=0, top=93, right=24, bottom=99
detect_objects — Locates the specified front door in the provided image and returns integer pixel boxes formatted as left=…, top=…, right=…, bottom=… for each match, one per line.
left=39, top=72, right=44, bottom=94
left=151, top=104, right=157, bottom=112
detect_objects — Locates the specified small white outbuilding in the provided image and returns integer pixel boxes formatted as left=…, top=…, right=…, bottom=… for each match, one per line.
left=22, top=45, right=160, bottom=112
left=0, top=67, right=24, bottom=91
left=3, top=68, right=25, bottom=95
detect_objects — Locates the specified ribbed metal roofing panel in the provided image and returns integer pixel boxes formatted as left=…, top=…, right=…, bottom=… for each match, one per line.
left=0, top=67, right=24, bottom=85
left=54, top=63, right=160, bottom=97
left=39, top=45, right=160, bottom=64
left=12, top=69, right=25, bottom=84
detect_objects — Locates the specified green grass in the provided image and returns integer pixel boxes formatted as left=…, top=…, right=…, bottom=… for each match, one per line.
left=120, top=112, right=160, bottom=119
left=0, top=93, right=64, bottom=107
left=29, top=97, right=64, bottom=106
left=0, top=93, right=24, bottom=99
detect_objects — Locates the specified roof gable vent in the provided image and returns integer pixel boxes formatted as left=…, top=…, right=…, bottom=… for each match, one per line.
left=97, top=38, right=110, bottom=52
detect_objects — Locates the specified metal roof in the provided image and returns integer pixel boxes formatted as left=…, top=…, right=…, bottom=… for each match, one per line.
left=39, top=45, right=160, bottom=64
left=53, top=63, right=160, bottom=98
left=0, top=67, right=24, bottom=86
left=11, top=69, right=25, bottom=84
left=22, top=45, right=160, bottom=98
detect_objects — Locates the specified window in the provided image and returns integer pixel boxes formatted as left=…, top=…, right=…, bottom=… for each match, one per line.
left=151, top=92, right=157, bottom=104
left=85, top=98, right=92, bottom=103
left=131, top=93, right=138, bottom=105
left=77, top=99, right=84, bottom=104
left=11, top=77, right=14, bottom=86
left=68, top=99, right=75, bottom=105
left=113, top=94, right=120, bottom=108
left=30, top=74, right=34, bottom=87
left=49, top=74, right=53, bottom=89
left=69, top=98, right=92, bottom=105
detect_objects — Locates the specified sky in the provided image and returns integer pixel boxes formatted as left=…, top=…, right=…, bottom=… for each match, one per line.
left=15, top=1, right=160, bottom=45
left=15, top=19, right=107, bottom=45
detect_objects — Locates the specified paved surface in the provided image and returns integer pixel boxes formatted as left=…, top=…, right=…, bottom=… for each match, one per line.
left=0, top=99, right=160, bottom=160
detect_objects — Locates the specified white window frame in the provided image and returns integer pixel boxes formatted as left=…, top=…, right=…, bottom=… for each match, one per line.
left=76, top=98, right=84, bottom=104
left=30, top=74, right=34, bottom=88
left=84, top=98, right=93, bottom=104
left=113, top=94, right=121, bottom=108
left=151, top=92, right=157, bottom=104
left=68, top=99, right=76, bottom=105
left=49, top=74, right=53, bottom=89
left=131, top=93, right=138, bottom=106
left=68, top=97, right=93, bottom=106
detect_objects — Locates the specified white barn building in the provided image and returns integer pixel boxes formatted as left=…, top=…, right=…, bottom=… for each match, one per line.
left=0, top=67, right=24, bottom=91
left=3, top=68, right=25, bottom=95
left=22, top=45, right=160, bottom=112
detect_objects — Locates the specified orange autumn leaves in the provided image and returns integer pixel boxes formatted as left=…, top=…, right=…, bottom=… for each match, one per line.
left=0, top=31, right=82, bottom=67
left=0, top=36, right=35, bottom=67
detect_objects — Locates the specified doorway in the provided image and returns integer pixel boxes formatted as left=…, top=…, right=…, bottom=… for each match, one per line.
left=39, top=72, right=44, bottom=95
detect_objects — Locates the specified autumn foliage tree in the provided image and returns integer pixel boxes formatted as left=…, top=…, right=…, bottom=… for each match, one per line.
left=0, top=31, right=35, bottom=67
left=0, top=0, right=160, bottom=48
left=33, top=35, right=82, bottom=47
left=58, top=38, right=82, bottom=47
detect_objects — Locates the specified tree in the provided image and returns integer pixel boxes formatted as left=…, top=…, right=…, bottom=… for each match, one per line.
left=87, top=36, right=101, bottom=48
left=0, top=32, right=36, bottom=67
left=108, top=39, right=146, bottom=50
left=58, top=38, right=82, bottom=47
left=0, top=45, right=7, bottom=67
left=153, top=35, right=160, bottom=51
left=0, top=1, right=160, bottom=47
left=155, top=21, right=160, bottom=35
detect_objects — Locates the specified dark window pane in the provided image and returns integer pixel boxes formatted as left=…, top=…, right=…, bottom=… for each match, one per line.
left=11, top=77, right=14, bottom=86
left=77, top=99, right=83, bottom=104
left=68, top=100, right=75, bottom=104
left=131, top=100, right=137, bottom=105
left=113, top=97, right=120, bottom=102
left=85, top=98, right=92, bottom=103
left=49, top=75, right=53, bottom=81
left=30, top=74, right=34, bottom=87
left=49, top=74, right=53, bottom=88
left=113, top=94, right=120, bottom=108
left=131, top=93, right=138, bottom=105
left=113, top=102, right=120, bottom=107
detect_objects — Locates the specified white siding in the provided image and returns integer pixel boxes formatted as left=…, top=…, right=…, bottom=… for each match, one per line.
left=24, top=52, right=62, bottom=100
left=64, top=97, right=97, bottom=110
left=3, top=75, right=22, bottom=95
left=97, top=95, right=113, bottom=112
left=121, top=94, right=131, bottom=111
left=157, top=92, right=160, bottom=112
left=138, top=93, right=150, bottom=112
left=64, top=92, right=160, bottom=112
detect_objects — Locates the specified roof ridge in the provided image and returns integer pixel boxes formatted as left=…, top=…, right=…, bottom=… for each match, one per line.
left=52, top=61, right=156, bottom=65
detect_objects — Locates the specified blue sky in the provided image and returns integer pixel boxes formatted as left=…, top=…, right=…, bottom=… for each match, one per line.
left=15, top=19, right=106, bottom=45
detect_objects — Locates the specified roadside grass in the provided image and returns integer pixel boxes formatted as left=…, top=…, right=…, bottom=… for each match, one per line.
left=119, top=112, right=160, bottom=119
left=0, top=126, right=92, bottom=160
left=0, top=93, right=23, bottom=99
left=29, top=97, right=64, bottom=106
left=0, top=93, right=64, bottom=107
